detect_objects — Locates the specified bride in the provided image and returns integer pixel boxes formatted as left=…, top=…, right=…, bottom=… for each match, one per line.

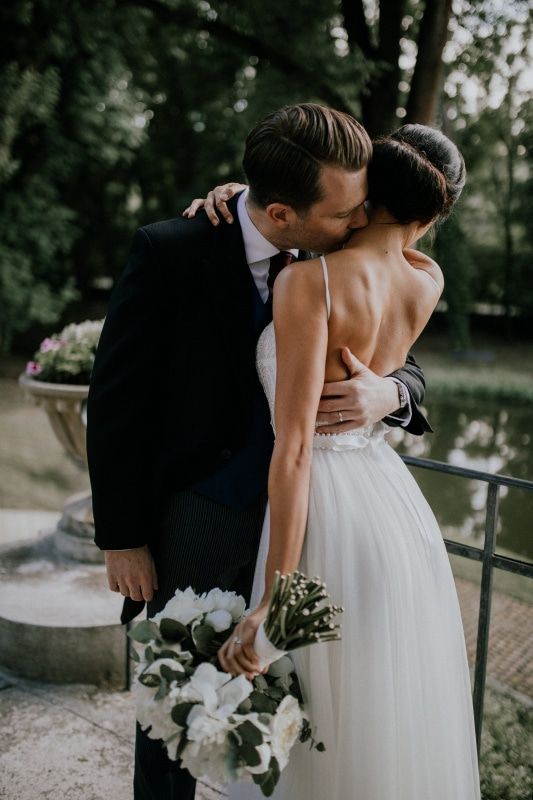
left=201, top=124, right=480, bottom=799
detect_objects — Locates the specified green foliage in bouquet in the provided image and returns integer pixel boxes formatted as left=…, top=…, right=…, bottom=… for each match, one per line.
left=25, top=319, right=103, bottom=384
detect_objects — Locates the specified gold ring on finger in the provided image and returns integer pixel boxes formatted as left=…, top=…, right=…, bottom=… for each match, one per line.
left=338, top=411, right=343, bottom=423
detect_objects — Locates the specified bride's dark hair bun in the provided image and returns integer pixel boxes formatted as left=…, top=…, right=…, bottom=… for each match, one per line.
left=367, top=124, right=466, bottom=224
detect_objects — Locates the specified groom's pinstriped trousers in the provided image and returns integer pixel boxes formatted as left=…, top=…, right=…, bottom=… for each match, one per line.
left=134, top=487, right=268, bottom=800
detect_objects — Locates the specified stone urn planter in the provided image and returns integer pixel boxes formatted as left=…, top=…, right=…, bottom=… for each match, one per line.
left=18, top=373, right=97, bottom=562
left=18, top=373, right=89, bottom=465
left=0, top=322, right=128, bottom=689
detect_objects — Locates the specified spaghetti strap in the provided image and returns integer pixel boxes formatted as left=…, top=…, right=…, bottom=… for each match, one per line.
left=319, top=255, right=331, bottom=321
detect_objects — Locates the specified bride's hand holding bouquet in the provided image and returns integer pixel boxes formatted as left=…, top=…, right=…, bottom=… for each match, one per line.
left=218, top=602, right=270, bottom=680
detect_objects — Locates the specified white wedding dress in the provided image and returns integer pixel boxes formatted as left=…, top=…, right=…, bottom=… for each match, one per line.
left=228, top=257, right=481, bottom=799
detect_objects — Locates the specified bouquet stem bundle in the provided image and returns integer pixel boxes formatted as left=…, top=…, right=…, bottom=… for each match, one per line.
left=263, top=570, right=344, bottom=651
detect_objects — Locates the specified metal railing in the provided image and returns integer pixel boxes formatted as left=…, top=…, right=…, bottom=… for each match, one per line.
left=400, top=454, right=533, bottom=758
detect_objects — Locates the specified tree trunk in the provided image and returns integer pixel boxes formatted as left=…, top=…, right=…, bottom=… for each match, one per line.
left=343, top=0, right=406, bottom=136
left=405, top=0, right=452, bottom=125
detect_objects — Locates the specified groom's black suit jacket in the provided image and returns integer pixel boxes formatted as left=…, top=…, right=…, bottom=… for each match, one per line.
left=86, top=194, right=430, bottom=552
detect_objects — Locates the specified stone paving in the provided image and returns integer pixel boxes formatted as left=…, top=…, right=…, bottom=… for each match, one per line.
left=0, top=671, right=223, bottom=800
left=454, top=575, right=532, bottom=700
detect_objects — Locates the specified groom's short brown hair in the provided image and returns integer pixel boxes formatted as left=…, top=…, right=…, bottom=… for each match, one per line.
left=243, top=103, right=372, bottom=213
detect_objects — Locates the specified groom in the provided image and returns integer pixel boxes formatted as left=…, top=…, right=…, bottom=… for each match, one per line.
left=86, top=103, right=430, bottom=800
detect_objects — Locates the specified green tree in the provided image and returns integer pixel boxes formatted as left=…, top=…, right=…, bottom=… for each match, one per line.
left=443, top=3, right=533, bottom=338
left=1, top=0, right=531, bottom=354
left=0, top=1, right=151, bottom=353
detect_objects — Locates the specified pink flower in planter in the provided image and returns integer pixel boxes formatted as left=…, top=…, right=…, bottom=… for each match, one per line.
left=25, top=361, right=42, bottom=376
left=39, top=337, right=62, bottom=353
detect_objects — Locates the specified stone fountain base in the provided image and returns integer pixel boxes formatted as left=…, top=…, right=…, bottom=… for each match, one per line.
left=9, top=374, right=133, bottom=687
left=0, top=505, right=130, bottom=689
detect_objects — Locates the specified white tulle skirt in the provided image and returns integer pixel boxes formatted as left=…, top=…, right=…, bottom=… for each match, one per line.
left=228, top=424, right=481, bottom=800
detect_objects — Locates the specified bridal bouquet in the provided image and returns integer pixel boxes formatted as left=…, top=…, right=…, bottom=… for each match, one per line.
left=128, top=571, right=343, bottom=797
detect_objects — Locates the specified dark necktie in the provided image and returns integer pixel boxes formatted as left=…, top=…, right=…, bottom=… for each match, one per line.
left=267, top=250, right=296, bottom=302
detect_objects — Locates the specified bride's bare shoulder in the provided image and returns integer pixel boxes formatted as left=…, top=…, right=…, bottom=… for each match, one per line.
left=403, top=248, right=444, bottom=296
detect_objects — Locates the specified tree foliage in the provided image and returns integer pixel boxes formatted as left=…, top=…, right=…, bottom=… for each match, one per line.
left=0, top=0, right=531, bottom=353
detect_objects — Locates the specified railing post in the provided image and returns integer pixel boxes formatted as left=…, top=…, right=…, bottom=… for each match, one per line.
left=472, top=482, right=499, bottom=757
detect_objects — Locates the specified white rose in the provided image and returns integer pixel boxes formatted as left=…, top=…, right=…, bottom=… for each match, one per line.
left=178, top=662, right=231, bottom=712
left=205, top=608, right=233, bottom=632
left=216, top=674, right=253, bottom=714
left=269, top=695, right=303, bottom=770
left=153, top=586, right=209, bottom=626
left=133, top=682, right=181, bottom=746
left=202, top=588, right=246, bottom=621
left=186, top=704, right=232, bottom=744
left=181, top=738, right=229, bottom=784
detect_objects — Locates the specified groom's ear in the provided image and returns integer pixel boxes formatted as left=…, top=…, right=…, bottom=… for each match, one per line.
left=266, top=202, right=298, bottom=228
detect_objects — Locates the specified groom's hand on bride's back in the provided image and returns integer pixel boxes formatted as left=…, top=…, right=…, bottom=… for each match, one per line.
left=182, top=182, right=247, bottom=225
left=317, top=348, right=400, bottom=432
left=104, top=545, right=158, bottom=602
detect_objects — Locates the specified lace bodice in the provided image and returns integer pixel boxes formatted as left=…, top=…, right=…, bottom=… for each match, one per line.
left=255, top=256, right=388, bottom=452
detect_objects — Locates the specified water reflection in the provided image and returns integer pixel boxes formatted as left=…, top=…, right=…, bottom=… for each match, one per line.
left=389, top=398, right=533, bottom=561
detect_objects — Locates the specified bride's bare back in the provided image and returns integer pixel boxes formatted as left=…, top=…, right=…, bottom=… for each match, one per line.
left=315, top=230, right=443, bottom=382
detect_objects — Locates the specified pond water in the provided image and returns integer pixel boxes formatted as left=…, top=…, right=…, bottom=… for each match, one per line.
left=389, top=397, right=533, bottom=562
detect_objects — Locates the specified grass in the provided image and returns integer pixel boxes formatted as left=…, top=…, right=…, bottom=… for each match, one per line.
left=414, top=332, right=533, bottom=403
left=480, top=683, right=533, bottom=800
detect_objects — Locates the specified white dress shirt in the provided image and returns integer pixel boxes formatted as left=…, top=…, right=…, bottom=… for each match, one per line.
left=237, top=189, right=298, bottom=302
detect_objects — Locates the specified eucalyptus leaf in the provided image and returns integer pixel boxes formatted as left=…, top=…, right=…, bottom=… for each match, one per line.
left=239, top=744, right=261, bottom=767
left=157, top=649, right=184, bottom=660
left=159, top=617, right=190, bottom=642
left=171, top=702, right=196, bottom=727
left=160, top=664, right=184, bottom=683
left=249, top=691, right=278, bottom=714
left=235, top=719, right=264, bottom=747
left=128, top=620, right=161, bottom=644
left=269, top=756, right=280, bottom=784
left=267, top=686, right=284, bottom=701
left=261, top=774, right=276, bottom=796
left=192, top=624, right=216, bottom=653
left=253, top=674, right=268, bottom=691
left=155, top=675, right=168, bottom=700
left=139, top=673, right=160, bottom=688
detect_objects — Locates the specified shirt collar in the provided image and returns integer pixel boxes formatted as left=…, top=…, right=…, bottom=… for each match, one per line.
left=237, top=189, right=299, bottom=264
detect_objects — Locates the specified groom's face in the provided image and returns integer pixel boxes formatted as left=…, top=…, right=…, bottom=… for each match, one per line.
left=293, top=165, right=368, bottom=253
